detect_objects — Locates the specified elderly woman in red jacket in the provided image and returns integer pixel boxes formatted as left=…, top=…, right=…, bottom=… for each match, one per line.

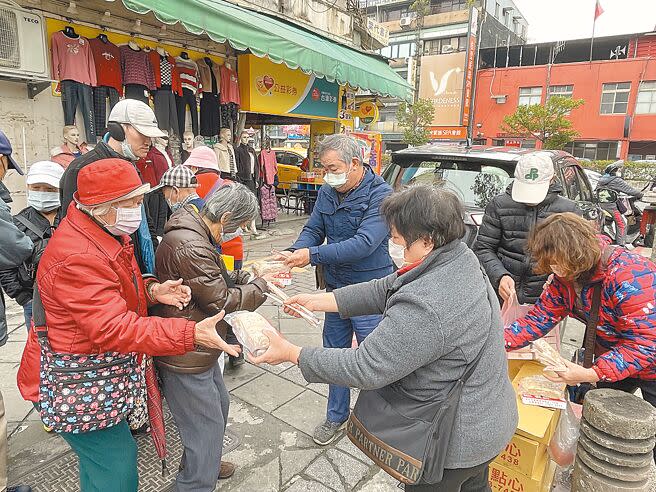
left=17, top=158, right=239, bottom=492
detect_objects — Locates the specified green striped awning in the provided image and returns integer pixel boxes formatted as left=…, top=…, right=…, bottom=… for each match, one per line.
left=121, top=0, right=412, bottom=101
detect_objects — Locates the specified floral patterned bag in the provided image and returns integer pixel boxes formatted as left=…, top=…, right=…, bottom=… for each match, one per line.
left=32, top=284, right=142, bottom=434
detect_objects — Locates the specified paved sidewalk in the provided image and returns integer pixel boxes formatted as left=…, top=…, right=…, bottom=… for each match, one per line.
left=5, top=217, right=402, bottom=492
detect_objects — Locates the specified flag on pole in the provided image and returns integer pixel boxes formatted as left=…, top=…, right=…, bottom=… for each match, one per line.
left=590, top=0, right=604, bottom=62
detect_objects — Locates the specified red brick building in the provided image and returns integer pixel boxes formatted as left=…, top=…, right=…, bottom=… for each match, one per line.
left=473, top=33, right=656, bottom=160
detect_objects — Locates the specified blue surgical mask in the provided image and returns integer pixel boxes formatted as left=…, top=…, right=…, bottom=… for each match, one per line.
left=28, top=190, right=60, bottom=212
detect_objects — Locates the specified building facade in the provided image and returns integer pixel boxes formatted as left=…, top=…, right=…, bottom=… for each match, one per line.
left=473, top=33, right=656, bottom=160
left=360, top=0, right=527, bottom=149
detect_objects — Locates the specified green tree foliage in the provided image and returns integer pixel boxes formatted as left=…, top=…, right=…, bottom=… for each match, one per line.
left=501, top=96, right=585, bottom=150
left=396, top=99, right=435, bottom=147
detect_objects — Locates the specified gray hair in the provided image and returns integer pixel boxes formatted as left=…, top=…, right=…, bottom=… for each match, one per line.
left=317, top=134, right=362, bottom=166
left=201, top=182, right=258, bottom=231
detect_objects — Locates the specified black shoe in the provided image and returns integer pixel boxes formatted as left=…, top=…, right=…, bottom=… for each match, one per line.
left=130, top=423, right=149, bottom=436
left=7, top=486, right=33, bottom=492
left=229, top=353, right=245, bottom=368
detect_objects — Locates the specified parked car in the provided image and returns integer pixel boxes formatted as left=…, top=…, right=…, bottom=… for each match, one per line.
left=383, top=145, right=604, bottom=245
left=274, top=147, right=307, bottom=188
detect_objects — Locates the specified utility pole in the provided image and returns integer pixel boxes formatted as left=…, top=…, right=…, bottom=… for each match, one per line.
left=411, top=0, right=429, bottom=103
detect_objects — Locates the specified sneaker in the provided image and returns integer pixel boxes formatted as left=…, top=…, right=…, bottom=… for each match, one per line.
left=313, top=420, right=345, bottom=446
left=218, top=461, right=236, bottom=479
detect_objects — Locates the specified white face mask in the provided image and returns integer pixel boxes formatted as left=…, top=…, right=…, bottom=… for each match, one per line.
left=104, top=206, right=142, bottom=236
left=222, top=227, right=244, bottom=243
left=121, top=140, right=138, bottom=162
left=28, top=190, right=60, bottom=212
left=323, top=165, right=352, bottom=188
left=388, top=239, right=406, bottom=268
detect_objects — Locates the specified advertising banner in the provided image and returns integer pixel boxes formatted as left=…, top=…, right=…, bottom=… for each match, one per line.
left=461, top=7, right=479, bottom=128
left=428, top=126, right=467, bottom=140
left=418, top=52, right=466, bottom=127
left=239, top=55, right=339, bottom=120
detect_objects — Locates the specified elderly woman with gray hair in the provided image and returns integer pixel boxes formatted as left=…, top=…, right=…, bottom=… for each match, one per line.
left=257, top=185, right=517, bottom=491
left=152, top=182, right=269, bottom=491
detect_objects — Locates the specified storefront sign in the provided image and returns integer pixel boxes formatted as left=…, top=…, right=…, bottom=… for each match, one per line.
left=461, top=7, right=479, bottom=128
left=365, top=17, right=390, bottom=46
left=358, top=101, right=379, bottom=125
left=351, top=131, right=383, bottom=174
left=239, top=55, right=339, bottom=120
left=428, top=126, right=467, bottom=140
left=418, top=52, right=467, bottom=127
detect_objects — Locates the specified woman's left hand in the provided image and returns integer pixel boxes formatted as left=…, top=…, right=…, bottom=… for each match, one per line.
left=543, top=360, right=600, bottom=385
left=249, top=329, right=302, bottom=366
left=152, top=279, right=192, bottom=310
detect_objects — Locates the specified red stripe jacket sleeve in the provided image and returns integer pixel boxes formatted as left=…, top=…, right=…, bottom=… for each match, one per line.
left=50, top=254, right=196, bottom=355
left=593, top=264, right=656, bottom=382
left=504, top=277, right=569, bottom=350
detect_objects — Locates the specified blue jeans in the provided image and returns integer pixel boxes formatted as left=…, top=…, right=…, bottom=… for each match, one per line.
left=23, top=300, right=33, bottom=331
left=323, top=311, right=382, bottom=423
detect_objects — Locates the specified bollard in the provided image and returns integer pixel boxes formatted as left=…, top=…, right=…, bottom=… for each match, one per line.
left=572, top=389, right=656, bottom=492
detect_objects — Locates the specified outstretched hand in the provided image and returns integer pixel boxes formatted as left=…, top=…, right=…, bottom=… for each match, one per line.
left=249, top=329, right=301, bottom=365
left=194, top=310, right=241, bottom=357
left=152, top=279, right=191, bottom=310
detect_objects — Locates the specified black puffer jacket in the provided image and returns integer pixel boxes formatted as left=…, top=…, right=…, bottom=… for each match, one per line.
left=473, top=183, right=580, bottom=304
left=0, top=206, right=57, bottom=306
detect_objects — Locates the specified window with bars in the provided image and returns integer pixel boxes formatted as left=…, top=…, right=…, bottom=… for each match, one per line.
left=636, top=81, right=656, bottom=114
left=600, top=82, right=631, bottom=114
left=518, top=87, right=542, bottom=106
left=547, top=85, right=574, bottom=101
left=422, top=36, right=467, bottom=55
left=564, top=141, right=619, bottom=160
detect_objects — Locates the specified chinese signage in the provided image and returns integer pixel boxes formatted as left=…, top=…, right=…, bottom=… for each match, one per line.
left=239, top=55, right=339, bottom=120
left=428, top=126, right=467, bottom=140
left=418, top=52, right=467, bottom=127
left=461, top=7, right=479, bottom=128
left=358, top=101, right=380, bottom=125
left=365, top=17, right=390, bottom=46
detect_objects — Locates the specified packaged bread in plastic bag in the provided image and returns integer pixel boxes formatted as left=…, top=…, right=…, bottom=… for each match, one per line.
left=223, top=311, right=275, bottom=356
left=249, top=260, right=287, bottom=277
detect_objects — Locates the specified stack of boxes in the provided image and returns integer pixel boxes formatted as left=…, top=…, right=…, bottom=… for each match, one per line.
left=489, top=361, right=560, bottom=492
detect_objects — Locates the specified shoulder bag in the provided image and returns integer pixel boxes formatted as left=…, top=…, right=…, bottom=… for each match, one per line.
left=346, top=269, right=494, bottom=485
left=33, top=282, right=142, bottom=434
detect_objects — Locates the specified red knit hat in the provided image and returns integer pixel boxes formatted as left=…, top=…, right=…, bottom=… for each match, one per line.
left=74, top=158, right=150, bottom=207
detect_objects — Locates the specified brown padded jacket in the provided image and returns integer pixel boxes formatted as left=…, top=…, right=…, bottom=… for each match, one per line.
left=152, top=205, right=267, bottom=373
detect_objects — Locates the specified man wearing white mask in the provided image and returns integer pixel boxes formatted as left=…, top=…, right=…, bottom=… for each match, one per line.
left=59, top=99, right=167, bottom=275
left=0, top=161, right=62, bottom=329
left=278, top=133, right=393, bottom=446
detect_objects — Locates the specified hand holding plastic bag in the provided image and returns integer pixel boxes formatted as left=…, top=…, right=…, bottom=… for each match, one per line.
left=501, top=293, right=532, bottom=328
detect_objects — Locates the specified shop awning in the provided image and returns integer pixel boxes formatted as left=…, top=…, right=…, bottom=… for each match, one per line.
left=121, top=0, right=413, bottom=101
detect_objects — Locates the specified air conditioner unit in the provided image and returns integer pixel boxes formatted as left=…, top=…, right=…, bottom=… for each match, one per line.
left=441, top=45, right=455, bottom=54
left=0, top=1, right=49, bottom=81
left=399, top=16, right=414, bottom=28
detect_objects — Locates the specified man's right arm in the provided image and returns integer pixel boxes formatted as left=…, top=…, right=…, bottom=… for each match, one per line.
left=472, top=199, right=510, bottom=289
left=0, top=203, right=33, bottom=269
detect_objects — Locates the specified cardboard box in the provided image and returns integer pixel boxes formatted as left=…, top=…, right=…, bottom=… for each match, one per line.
left=495, top=432, right=548, bottom=477
left=507, top=359, right=528, bottom=381
left=489, top=453, right=553, bottom=492
left=512, top=363, right=561, bottom=445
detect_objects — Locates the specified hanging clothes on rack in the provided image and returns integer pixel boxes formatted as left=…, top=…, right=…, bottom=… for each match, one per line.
left=120, top=43, right=156, bottom=104
left=51, top=30, right=97, bottom=142
left=149, top=49, right=182, bottom=136
left=175, top=55, right=200, bottom=137
left=89, top=35, right=122, bottom=137
left=197, top=57, right=221, bottom=137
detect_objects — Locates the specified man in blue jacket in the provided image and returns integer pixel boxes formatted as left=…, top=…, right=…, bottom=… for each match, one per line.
left=281, top=133, right=393, bottom=445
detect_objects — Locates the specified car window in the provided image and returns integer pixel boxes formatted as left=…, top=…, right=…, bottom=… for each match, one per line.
left=398, top=160, right=512, bottom=208
left=287, top=153, right=302, bottom=166
left=275, top=151, right=288, bottom=165
left=574, top=167, right=594, bottom=202
left=561, top=165, right=585, bottom=202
